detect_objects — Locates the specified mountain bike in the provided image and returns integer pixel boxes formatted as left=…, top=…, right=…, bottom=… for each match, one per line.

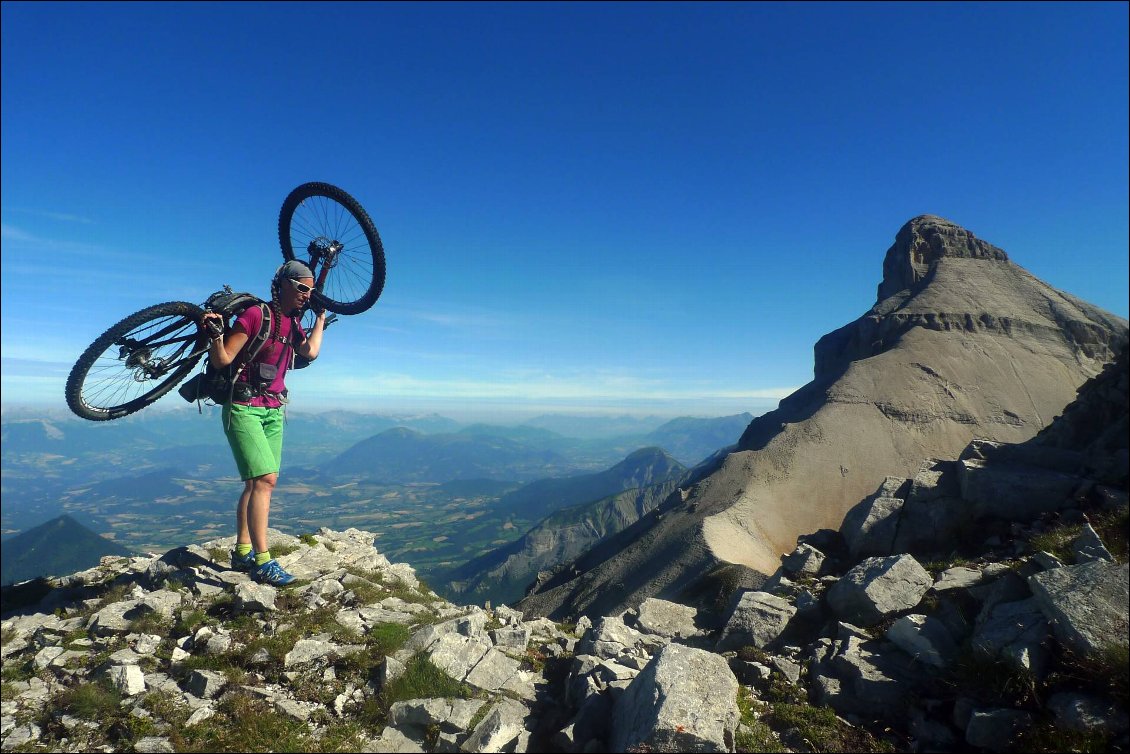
left=65, top=182, right=386, bottom=421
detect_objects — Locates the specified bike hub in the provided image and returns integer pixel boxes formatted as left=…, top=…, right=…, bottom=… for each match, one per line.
left=122, top=346, right=151, bottom=368
left=307, top=236, right=343, bottom=268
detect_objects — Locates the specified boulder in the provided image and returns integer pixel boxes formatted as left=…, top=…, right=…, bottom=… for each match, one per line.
left=105, top=664, right=146, bottom=696
left=841, top=496, right=903, bottom=559
left=284, top=638, right=337, bottom=668
left=906, top=460, right=961, bottom=502
left=932, top=566, right=984, bottom=592
left=1047, top=691, right=1130, bottom=736
left=88, top=599, right=146, bottom=636
left=138, top=589, right=184, bottom=618
left=370, top=655, right=407, bottom=694
left=1071, top=524, right=1114, bottom=564
left=370, top=726, right=424, bottom=753
left=826, top=555, right=932, bottom=626
left=971, top=598, right=1050, bottom=677
left=893, top=496, right=973, bottom=554
left=1028, top=561, right=1129, bottom=655
left=425, top=633, right=492, bottom=684
left=781, top=543, right=826, bottom=577
left=489, top=626, right=530, bottom=650
left=556, top=692, right=612, bottom=753
left=464, top=648, right=522, bottom=693
left=575, top=616, right=657, bottom=660
left=965, top=708, right=1033, bottom=752
left=610, top=643, right=738, bottom=753
left=133, top=738, right=174, bottom=754
left=233, top=582, right=277, bottom=612
left=885, top=613, right=958, bottom=668
left=958, top=458, right=1079, bottom=520
left=460, top=698, right=529, bottom=753
left=183, top=669, right=227, bottom=700
left=809, top=625, right=921, bottom=721
left=389, top=698, right=486, bottom=734
left=634, top=598, right=700, bottom=640
left=716, top=591, right=796, bottom=651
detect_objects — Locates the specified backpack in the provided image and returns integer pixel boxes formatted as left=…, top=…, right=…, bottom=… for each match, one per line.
left=178, top=289, right=293, bottom=406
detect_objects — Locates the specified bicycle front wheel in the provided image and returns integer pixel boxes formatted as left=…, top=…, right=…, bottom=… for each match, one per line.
left=278, top=182, right=386, bottom=315
left=65, top=301, right=208, bottom=421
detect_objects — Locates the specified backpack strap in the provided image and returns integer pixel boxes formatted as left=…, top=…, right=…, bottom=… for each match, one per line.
left=232, top=303, right=273, bottom=378
left=221, top=304, right=274, bottom=411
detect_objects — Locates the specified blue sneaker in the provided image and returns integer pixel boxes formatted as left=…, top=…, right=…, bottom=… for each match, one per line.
left=251, top=559, right=296, bottom=586
left=230, top=548, right=256, bottom=572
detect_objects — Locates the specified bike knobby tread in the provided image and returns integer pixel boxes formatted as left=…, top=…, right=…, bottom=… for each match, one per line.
left=277, top=181, right=386, bottom=315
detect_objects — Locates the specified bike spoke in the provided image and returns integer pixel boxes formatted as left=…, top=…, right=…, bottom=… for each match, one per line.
left=76, top=314, right=202, bottom=413
left=279, top=182, right=385, bottom=316
left=288, top=199, right=374, bottom=307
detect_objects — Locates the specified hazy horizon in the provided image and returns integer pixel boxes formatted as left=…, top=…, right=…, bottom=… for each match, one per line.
left=0, top=397, right=764, bottom=428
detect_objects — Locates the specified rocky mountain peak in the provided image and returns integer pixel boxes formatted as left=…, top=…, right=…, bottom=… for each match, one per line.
left=615, top=446, right=682, bottom=472
left=877, top=215, right=1010, bottom=302
left=516, top=216, right=1127, bottom=625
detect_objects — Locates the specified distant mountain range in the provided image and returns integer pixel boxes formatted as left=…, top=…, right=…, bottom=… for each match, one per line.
left=520, top=413, right=671, bottom=439
left=313, top=414, right=749, bottom=485
left=641, top=413, right=752, bottom=465
left=320, top=427, right=574, bottom=483
left=1, top=514, right=133, bottom=586
left=490, top=447, right=686, bottom=522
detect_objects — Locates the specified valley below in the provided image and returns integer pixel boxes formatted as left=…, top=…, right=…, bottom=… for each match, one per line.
left=0, top=407, right=751, bottom=602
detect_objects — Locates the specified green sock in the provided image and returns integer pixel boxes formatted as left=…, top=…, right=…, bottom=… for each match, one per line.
left=236, top=543, right=253, bottom=557
left=255, top=551, right=272, bottom=566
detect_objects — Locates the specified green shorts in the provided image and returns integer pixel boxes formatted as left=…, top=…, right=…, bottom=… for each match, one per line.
left=222, top=404, right=284, bottom=480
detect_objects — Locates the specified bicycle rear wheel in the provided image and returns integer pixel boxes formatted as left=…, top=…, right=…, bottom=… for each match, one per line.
left=65, top=301, right=208, bottom=421
left=278, top=182, right=386, bottom=315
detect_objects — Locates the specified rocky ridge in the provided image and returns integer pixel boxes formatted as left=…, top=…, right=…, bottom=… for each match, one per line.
left=448, top=476, right=687, bottom=608
left=517, top=215, right=1128, bottom=620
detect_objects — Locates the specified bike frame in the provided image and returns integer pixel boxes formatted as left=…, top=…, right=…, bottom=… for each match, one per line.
left=118, top=318, right=204, bottom=382
left=305, top=236, right=342, bottom=294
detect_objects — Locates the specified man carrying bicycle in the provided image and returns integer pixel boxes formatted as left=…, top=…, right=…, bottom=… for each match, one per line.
left=200, top=259, right=327, bottom=586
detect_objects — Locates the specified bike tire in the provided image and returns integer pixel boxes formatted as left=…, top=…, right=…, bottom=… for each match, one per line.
left=278, top=182, right=386, bottom=315
left=65, top=301, right=208, bottom=421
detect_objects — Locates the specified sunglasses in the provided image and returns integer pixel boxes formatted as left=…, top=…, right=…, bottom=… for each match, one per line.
left=287, top=279, right=314, bottom=295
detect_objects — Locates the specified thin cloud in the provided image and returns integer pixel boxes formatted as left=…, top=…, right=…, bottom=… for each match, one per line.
left=1, top=223, right=105, bottom=254
left=0, top=225, right=184, bottom=277
left=2, top=207, right=95, bottom=224
left=378, top=302, right=510, bottom=333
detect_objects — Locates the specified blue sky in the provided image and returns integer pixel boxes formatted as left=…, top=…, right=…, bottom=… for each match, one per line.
left=2, top=2, right=1127, bottom=421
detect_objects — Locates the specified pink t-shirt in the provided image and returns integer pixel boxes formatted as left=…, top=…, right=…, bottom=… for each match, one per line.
left=231, top=305, right=306, bottom=408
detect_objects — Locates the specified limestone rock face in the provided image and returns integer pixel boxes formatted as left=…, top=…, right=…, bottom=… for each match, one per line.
left=876, top=215, right=1010, bottom=302
left=518, top=216, right=1127, bottom=621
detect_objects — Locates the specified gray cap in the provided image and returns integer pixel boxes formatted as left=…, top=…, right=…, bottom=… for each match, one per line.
left=276, top=260, right=314, bottom=280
